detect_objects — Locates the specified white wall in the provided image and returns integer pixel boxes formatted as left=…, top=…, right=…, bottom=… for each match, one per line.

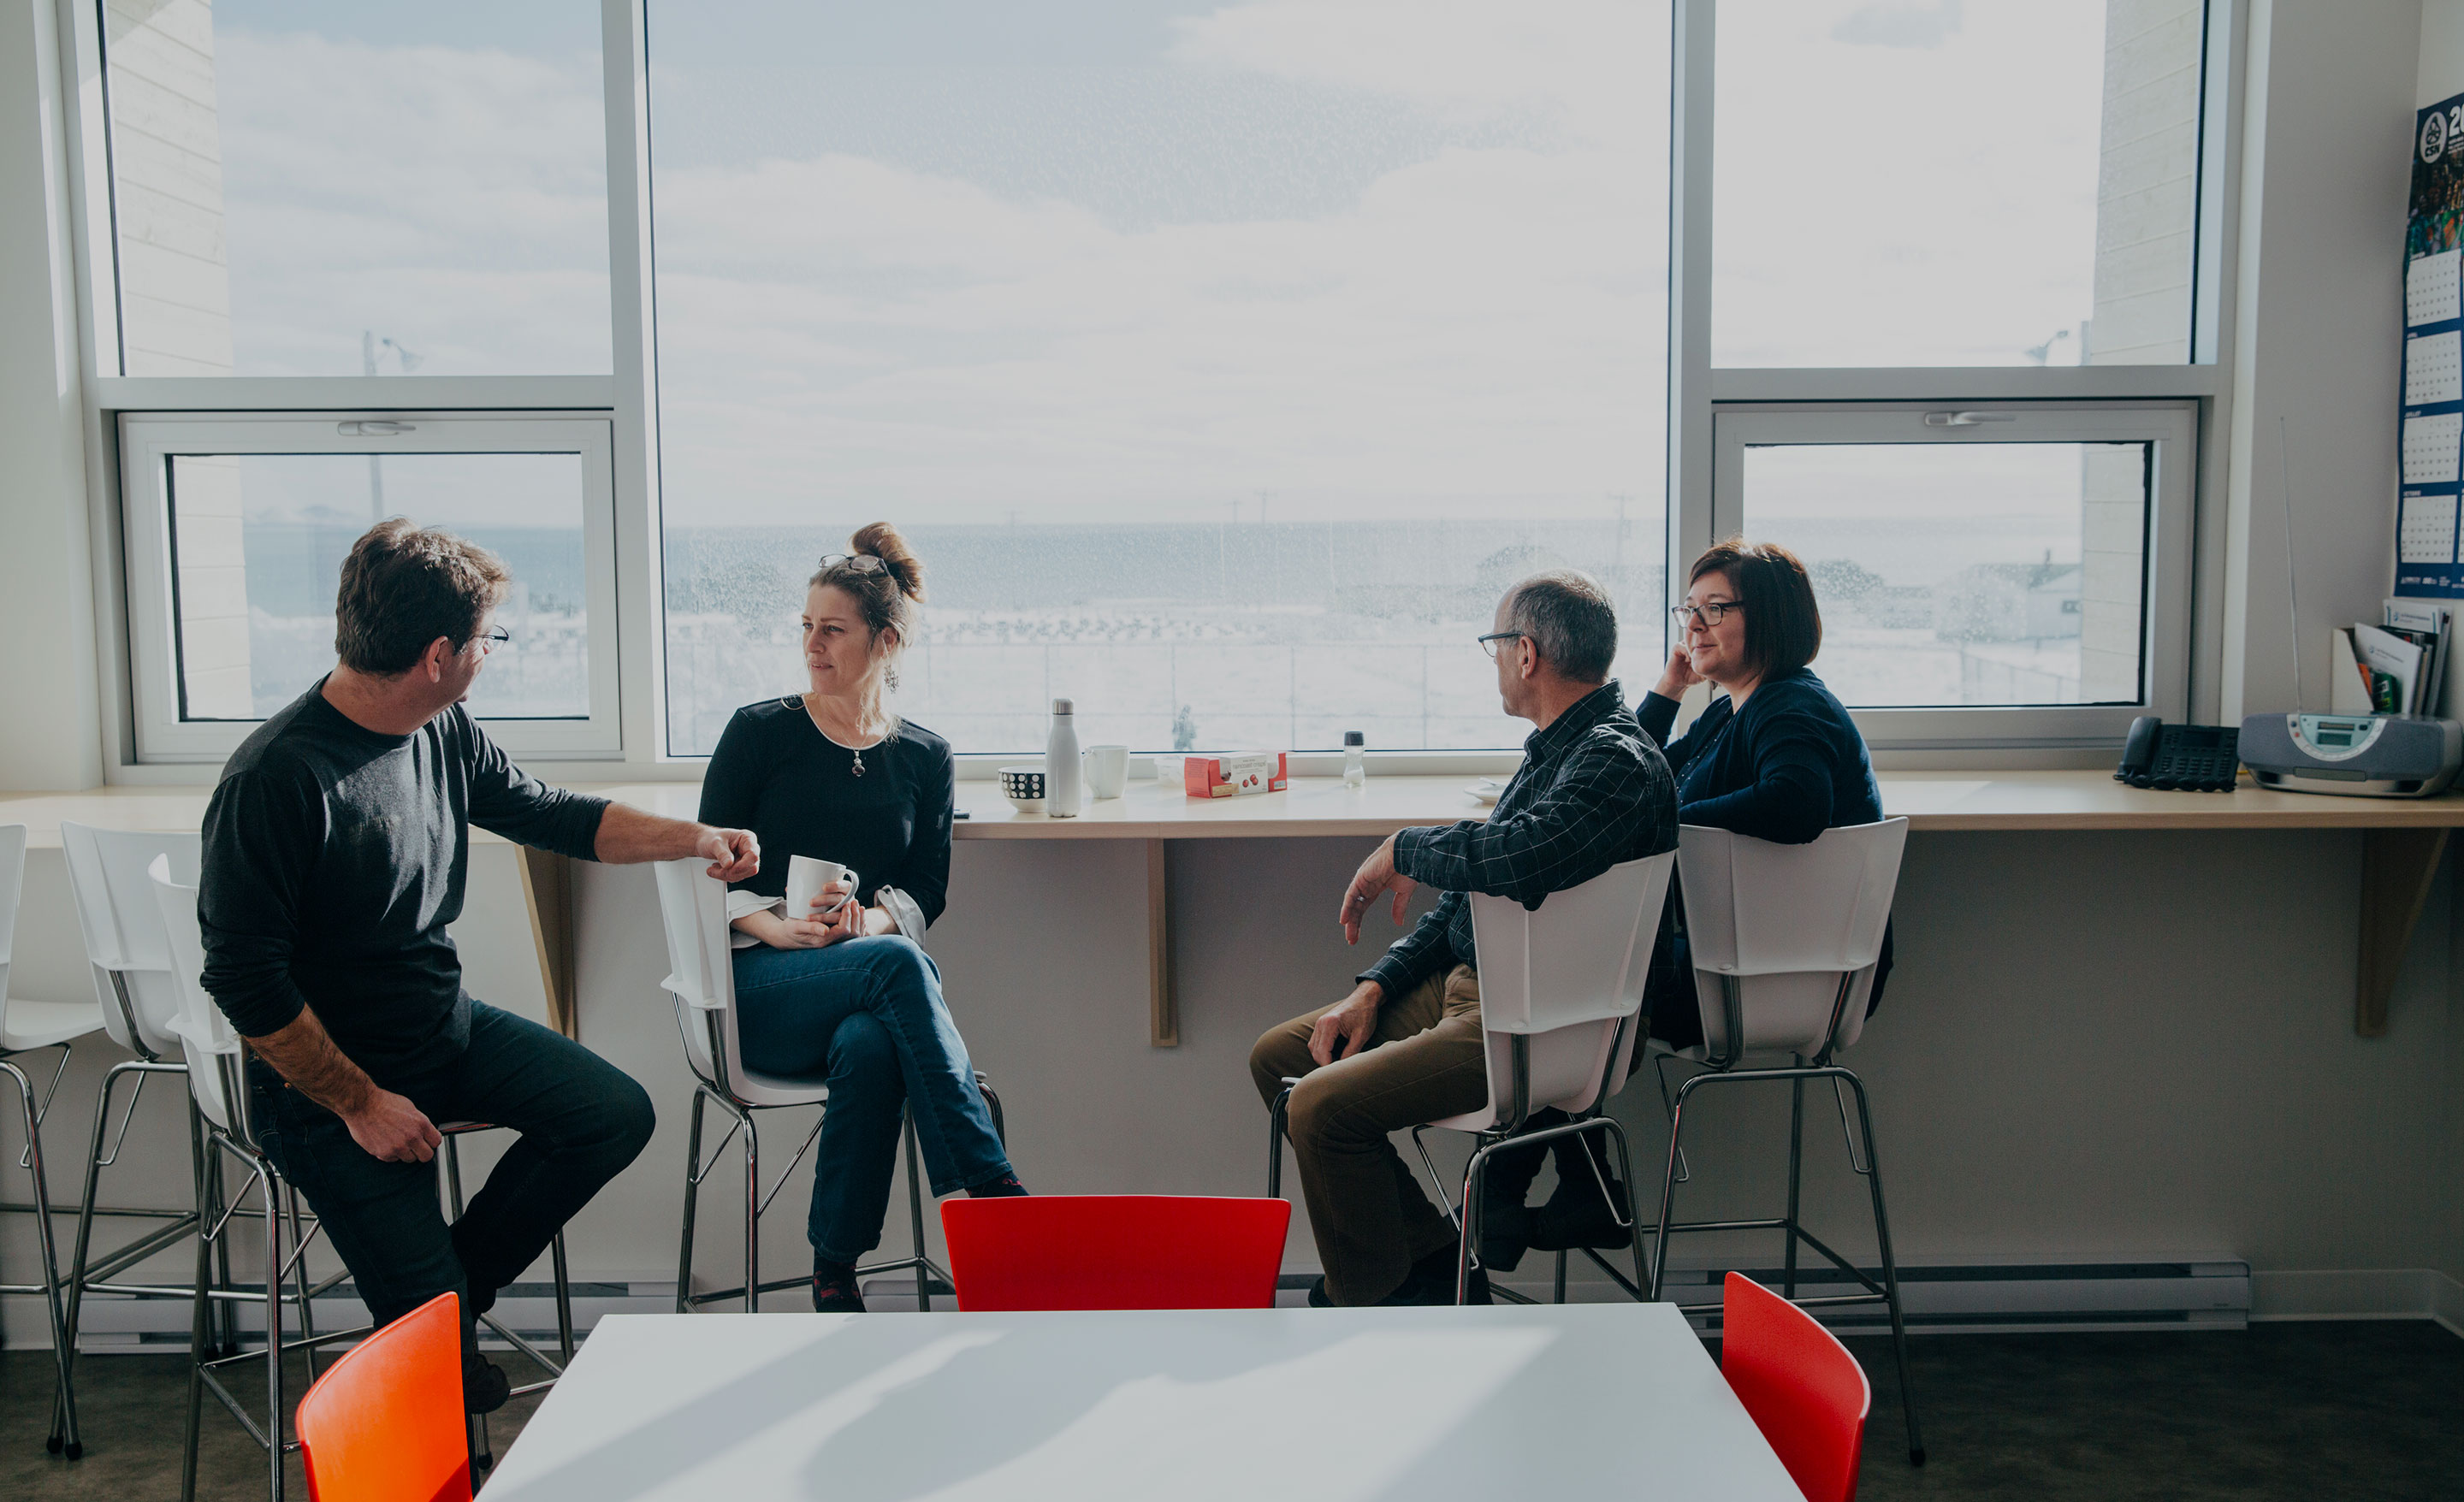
left=0, top=0, right=103, bottom=792
left=2221, top=0, right=2422, bottom=722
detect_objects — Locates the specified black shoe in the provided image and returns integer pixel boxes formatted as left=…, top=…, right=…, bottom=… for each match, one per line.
left=1306, top=1248, right=1490, bottom=1308
left=1478, top=1200, right=1536, bottom=1274
left=463, top=1357, right=512, bottom=1414
left=1529, top=1172, right=1633, bottom=1252
left=813, top=1258, right=867, bottom=1314
left=1306, top=1276, right=1334, bottom=1308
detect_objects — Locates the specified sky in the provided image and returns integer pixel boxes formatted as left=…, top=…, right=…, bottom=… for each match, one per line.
left=122, top=0, right=2179, bottom=530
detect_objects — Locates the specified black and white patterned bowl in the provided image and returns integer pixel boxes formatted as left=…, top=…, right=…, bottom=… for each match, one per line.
left=999, top=766, right=1046, bottom=813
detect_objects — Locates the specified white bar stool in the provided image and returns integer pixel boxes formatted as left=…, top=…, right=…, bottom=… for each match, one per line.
left=654, top=859, right=1001, bottom=1313
left=151, top=856, right=361, bottom=1502
left=1651, top=818, right=1925, bottom=1466
left=1268, top=853, right=1675, bottom=1306
left=49, top=824, right=211, bottom=1458
left=0, top=824, right=98, bottom=1459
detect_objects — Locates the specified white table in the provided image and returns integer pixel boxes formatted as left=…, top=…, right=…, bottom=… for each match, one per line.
left=479, top=1303, right=1802, bottom=1502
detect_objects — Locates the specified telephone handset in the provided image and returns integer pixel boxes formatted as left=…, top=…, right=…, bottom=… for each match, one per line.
left=2115, top=716, right=2241, bottom=792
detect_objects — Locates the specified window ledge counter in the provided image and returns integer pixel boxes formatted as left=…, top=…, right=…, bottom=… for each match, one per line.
left=8, top=772, right=2460, bottom=1042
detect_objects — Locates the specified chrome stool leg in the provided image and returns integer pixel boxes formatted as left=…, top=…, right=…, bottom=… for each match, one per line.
left=903, top=1110, right=931, bottom=1311
left=1839, top=1068, right=1924, bottom=1465
left=676, top=1089, right=708, bottom=1312
left=3, top=1056, right=80, bottom=1460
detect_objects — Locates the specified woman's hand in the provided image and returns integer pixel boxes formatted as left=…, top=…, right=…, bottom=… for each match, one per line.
left=1655, top=641, right=1703, bottom=701
left=736, top=880, right=874, bottom=949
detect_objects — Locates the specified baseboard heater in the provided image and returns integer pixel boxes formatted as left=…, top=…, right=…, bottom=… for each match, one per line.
left=1644, top=1257, right=2252, bottom=1335
left=38, top=1258, right=2252, bottom=1351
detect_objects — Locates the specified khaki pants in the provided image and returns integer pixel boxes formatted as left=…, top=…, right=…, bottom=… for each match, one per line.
left=1248, top=966, right=1487, bottom=1305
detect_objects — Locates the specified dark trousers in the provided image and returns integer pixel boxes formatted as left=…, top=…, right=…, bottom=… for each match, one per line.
left=732, top=936, right=1011, bottom=1265
left=252, top=1001, right=655, bottom=1333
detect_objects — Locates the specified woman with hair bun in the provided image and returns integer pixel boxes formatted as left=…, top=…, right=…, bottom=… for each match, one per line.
left=696, top=522, right=1021, bottom=1312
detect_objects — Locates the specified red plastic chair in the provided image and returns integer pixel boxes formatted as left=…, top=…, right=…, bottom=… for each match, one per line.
left=297, top=1292, right=471, bottom=1502
left=1721, top=1271, right=1871, bottom=1502
left=940, top=1195, right=1290, bottom=1311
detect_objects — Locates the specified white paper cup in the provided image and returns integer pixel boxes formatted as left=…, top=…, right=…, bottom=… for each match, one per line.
left=785, top=855, right=856, bottom=920
left=1085, top=744, right=1129, bottom=799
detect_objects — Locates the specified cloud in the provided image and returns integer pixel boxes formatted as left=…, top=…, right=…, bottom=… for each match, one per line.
left=206, top=31, right=612, bottom=376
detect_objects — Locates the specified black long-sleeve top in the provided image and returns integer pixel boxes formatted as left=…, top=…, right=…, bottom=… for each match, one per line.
left=1637, top=667, right=1894, bottom=1021
left=199, top=683, right=608, bottom=1084
left=1361, top=681, right=1679, bottom=1000
left=696, top=698, right=956, bottom=929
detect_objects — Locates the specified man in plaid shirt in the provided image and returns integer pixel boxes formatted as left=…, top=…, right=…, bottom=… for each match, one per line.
left=1250, top=571, right=1677, bottom=1306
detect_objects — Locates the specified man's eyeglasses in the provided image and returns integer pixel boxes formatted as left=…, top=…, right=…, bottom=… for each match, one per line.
left=818, top=553, right=889, bottom=576
left=1670, top=600, right=1743, bottom=630
left=471, top=625, right=511, bottom=653
left=1478, top=630, right=1526, bottom=659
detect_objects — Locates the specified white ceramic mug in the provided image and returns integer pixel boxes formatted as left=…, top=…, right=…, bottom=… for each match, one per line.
left=785, top=855, right=856, bottom=921
left=1084, top=744, right=1130, bottom=799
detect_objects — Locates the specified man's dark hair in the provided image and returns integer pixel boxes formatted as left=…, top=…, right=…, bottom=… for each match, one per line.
left=1504, top=569, right=1618, bottom=683
left=334, top=519, right=512, bottom=675
left=1689, top=537, right=1822, bottom=677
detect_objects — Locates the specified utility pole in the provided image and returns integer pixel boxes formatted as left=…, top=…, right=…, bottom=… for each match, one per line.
left=362, top=331, right=422, bottom=521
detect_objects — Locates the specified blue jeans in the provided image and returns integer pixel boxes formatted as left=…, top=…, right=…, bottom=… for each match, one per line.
left=732, top=936, right=1010, bottom=1264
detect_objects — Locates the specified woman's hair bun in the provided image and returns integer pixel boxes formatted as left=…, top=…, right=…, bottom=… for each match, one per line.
left=850, top=521, right=926, bottom=602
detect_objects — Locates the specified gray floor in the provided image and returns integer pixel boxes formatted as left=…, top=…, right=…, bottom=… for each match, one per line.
left=3, top=1321, right=2457, bottom=1499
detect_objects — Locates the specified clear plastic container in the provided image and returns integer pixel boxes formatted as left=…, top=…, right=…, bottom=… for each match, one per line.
left=1342, top=730, right=1366, bottom=790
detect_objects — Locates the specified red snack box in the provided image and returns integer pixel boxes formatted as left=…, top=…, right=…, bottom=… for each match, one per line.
left=1184, top=752, right=1290, bottom=798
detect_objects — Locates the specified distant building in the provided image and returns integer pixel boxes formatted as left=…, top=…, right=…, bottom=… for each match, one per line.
left=1934, top=562, right=2085, bottom=644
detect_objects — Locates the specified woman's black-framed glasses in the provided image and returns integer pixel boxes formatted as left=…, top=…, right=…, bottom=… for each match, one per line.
left=1478, top=630, right=1525, bottom=659
left=818, top=553, right=889, bottom=576
left=1670, top=600, right=1743, bottom=630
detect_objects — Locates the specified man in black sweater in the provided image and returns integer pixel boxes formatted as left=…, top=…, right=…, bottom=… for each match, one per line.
left=200, top=520, right=759, bottom=1410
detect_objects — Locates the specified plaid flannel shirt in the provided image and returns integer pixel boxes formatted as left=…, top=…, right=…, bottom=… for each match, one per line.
left=1359, top=680, right=1679, bottom=1000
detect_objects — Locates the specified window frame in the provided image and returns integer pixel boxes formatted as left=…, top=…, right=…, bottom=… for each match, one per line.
left=1709, top=401, right=2198, bottom=749
left=53, top=0, right=2246, bottom=779
left=117, top=411, right=627, bottom=762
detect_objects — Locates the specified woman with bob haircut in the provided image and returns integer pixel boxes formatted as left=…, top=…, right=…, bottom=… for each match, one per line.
left=696, top=522, right=1022, bottom=1313
left=1484, top=538, right=1895, bottom=1267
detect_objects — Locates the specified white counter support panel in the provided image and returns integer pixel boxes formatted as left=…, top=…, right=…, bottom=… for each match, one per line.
left=9, top=772, right=2461, bottom=1045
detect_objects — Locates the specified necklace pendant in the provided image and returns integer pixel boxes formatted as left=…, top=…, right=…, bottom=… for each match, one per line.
left=850, top=748, right=866, bottom=777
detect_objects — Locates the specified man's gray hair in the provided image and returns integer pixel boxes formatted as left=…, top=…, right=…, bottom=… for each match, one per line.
left=1503, top=570, right=1618, bottom=683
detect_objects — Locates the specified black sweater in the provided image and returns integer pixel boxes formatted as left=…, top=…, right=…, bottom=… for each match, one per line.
left=1637, top=669, right=1883, bottom=841
left=1636, top=669, right=1894, bottom=1031
left=199, top=685, right=608, bottom=1083
left=696, top=698, right=957, bottom=926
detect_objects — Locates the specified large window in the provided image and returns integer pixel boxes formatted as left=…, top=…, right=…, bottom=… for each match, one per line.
left=1711, top=405, right=2194, bottom=747
left=73, top=0, right=2235, bottom=771
left=118, top=414, right=622, bottom=761
left=1713, top=0, right=2206, bottom=368
left=100, top=0, right=611, bottom=377
left=646, top=0, right=1674, bottom=756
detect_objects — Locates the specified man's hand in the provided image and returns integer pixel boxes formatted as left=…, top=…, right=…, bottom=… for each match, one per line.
left=1339, top=834, right=1419, bottom=945
left=595, top=801, right=759, bottom=877
left=342, top=1089, right=442, bottom=1164
left=1309, top=982, right=1384, bottom=1067
left=698, top=825, right=760, bottom=882
left=246, top=1008, right=438, bottom=1162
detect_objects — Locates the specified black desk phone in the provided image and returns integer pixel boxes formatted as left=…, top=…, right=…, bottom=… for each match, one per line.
left=2114, top=717, right=2240, bottom=792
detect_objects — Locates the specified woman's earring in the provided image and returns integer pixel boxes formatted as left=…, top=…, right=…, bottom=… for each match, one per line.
left=885, top=664, right=901, bottom=691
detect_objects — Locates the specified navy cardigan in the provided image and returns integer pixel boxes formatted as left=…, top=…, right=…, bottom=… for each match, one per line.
left=1636, top=669, right=1894, bottom=1043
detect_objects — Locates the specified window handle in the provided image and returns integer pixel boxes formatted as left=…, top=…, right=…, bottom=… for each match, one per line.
left=1922, top=411, right=2016, bottom=427
left=338, top=420, right=416, bottom=436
